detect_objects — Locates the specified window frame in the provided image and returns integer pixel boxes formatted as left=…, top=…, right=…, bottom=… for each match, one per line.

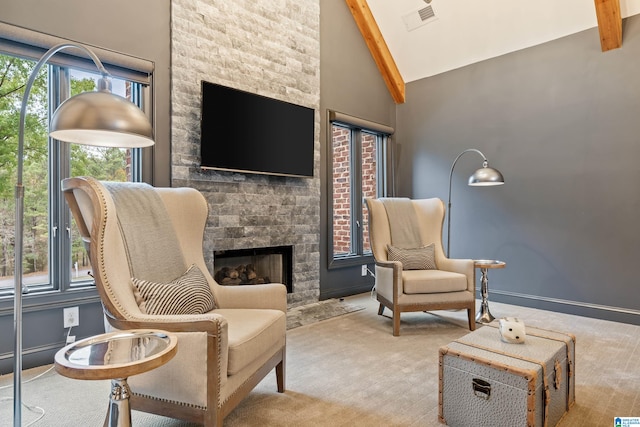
left=327, top=110, right=393, bottom=269
left=0, top=33, right=152, bottom=311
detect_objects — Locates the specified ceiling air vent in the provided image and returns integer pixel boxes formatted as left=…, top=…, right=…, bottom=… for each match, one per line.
left=402, top=5, right=437, bottom=32
left=419, top=6, right=435, bottom=21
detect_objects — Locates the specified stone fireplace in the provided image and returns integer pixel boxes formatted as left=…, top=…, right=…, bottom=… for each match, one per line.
left=170, top=0, right=320, bottom=306
left=213, top=246, right=293, bottom=293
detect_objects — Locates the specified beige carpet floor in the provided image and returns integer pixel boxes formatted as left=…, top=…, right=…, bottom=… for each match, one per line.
left=1, top=294, right=638, bottom=426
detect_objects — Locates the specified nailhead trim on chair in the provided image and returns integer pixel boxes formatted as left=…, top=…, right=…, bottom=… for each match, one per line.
left=221, top=345, right=282, bottom=408
left=131, top=392, right=207, bottom=411
left=223, top=368, right=253, bottom=407
left=83, top=177, right=239, bottom=417
left=89, top=178, right=131, bottom=319
left=216, top=319, right=223, bottom=408
left=89, top=178, right=149, bottom=320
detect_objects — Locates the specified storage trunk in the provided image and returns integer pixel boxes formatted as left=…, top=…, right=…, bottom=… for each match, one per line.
left=439, top=323, right=575, bottom=427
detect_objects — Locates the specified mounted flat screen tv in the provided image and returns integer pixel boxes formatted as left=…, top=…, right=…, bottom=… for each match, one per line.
left=200, top=81, right=315, bottom=178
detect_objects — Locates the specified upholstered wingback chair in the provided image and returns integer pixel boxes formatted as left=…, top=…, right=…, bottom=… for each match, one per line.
left=62, top=176, right=286, bottom=426
left=365, top=197, right=476, bottom=336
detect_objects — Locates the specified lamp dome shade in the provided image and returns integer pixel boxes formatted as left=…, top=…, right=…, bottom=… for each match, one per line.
left=468, top=166, right=504, bottom=186
left=49, top=91, right=154, bottom=148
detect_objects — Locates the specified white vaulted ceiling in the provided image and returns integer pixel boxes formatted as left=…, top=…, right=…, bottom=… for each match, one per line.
left=365, top=0, right=640, bottom=83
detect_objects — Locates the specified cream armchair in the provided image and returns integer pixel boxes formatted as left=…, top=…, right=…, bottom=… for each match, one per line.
left=62, top=176, right=286, bottom=426
left=365, top=197, right=476, bottom=336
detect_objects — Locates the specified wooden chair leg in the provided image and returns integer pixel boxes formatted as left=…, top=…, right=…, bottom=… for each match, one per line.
left=378, top=303, right=385, bottom=315
left=393, top=311, right=401, bottom=336
left=276, top=358, right=285, bottom=393
left=467, top=308, right=476, bottom=331
left=204, top=409, right=223, bottom=427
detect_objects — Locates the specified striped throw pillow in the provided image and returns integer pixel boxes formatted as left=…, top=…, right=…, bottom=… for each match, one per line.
left=387, top=243, right=437, bottom=270
left=131, top=264, right=216, bottom=315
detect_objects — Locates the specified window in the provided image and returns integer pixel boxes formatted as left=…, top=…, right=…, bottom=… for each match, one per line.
left=0, top=46, right=148, bottom=296
left=329, top=111, right=393, bottom=265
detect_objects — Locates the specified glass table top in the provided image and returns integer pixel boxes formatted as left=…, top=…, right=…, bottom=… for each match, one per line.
left=55, top=329, right=177, bottom=380
left=64, top=330, right=172, bottom=367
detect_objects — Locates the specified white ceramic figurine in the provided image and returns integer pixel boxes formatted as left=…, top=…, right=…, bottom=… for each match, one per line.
left=498, top=317, right=526, bottom=344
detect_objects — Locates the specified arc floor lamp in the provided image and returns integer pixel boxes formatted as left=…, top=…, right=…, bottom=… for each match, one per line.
left=13, top=42, right=154, bottom=427
left=446, top=148, right=504, bottom=258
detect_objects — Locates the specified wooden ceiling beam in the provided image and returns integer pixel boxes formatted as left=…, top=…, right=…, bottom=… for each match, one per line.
left=594, top=0, right=622, bottom=51
left=345, top=0, right=405, bottom=104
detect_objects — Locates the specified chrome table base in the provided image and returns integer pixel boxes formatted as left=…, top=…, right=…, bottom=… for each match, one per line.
left=476, top=267, right=495, bottom=323
left=473, top=260, right=505, bottom=324
left=105, top=378, right=132, bottom=427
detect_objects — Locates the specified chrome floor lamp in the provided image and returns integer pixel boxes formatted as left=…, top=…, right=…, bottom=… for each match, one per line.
left=13, top=42, right=154, bottom=427
left=446, top=148, right=504, bottom=258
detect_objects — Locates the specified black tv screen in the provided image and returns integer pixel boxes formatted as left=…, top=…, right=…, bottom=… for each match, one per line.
left=200, top=81, right=315, bottom=178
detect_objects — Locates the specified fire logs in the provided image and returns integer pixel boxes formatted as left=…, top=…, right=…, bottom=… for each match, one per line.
left=214, top=264, right=270, bottom=286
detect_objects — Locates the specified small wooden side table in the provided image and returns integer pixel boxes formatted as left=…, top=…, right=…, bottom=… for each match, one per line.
left=473, top=259, right=506, bottom=324
left=54, top=329, right=177, bottom=427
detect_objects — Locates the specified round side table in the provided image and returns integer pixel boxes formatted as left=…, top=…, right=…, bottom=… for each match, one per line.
left=473, top=259, right=506, bottom=324
left=54, top=329, right=177, bottom=427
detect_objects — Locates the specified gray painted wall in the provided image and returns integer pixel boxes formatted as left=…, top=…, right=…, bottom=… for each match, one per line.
left=396, top=16, right=640, bottom=324
left=319, top=0, right=396, bottom=299
left=0, top=0, right=171, bottom=373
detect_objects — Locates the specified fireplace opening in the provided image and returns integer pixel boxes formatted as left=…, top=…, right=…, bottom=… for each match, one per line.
left=213, top=245, right=293, bottom=293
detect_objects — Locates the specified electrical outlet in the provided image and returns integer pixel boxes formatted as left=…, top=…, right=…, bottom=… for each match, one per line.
left=361, top=265, right=368, bottom=276
left=63, top=307, right=79, bottom=328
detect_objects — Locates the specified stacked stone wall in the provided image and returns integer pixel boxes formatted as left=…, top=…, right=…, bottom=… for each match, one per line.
left=171, top=0, right=320, bottom=305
